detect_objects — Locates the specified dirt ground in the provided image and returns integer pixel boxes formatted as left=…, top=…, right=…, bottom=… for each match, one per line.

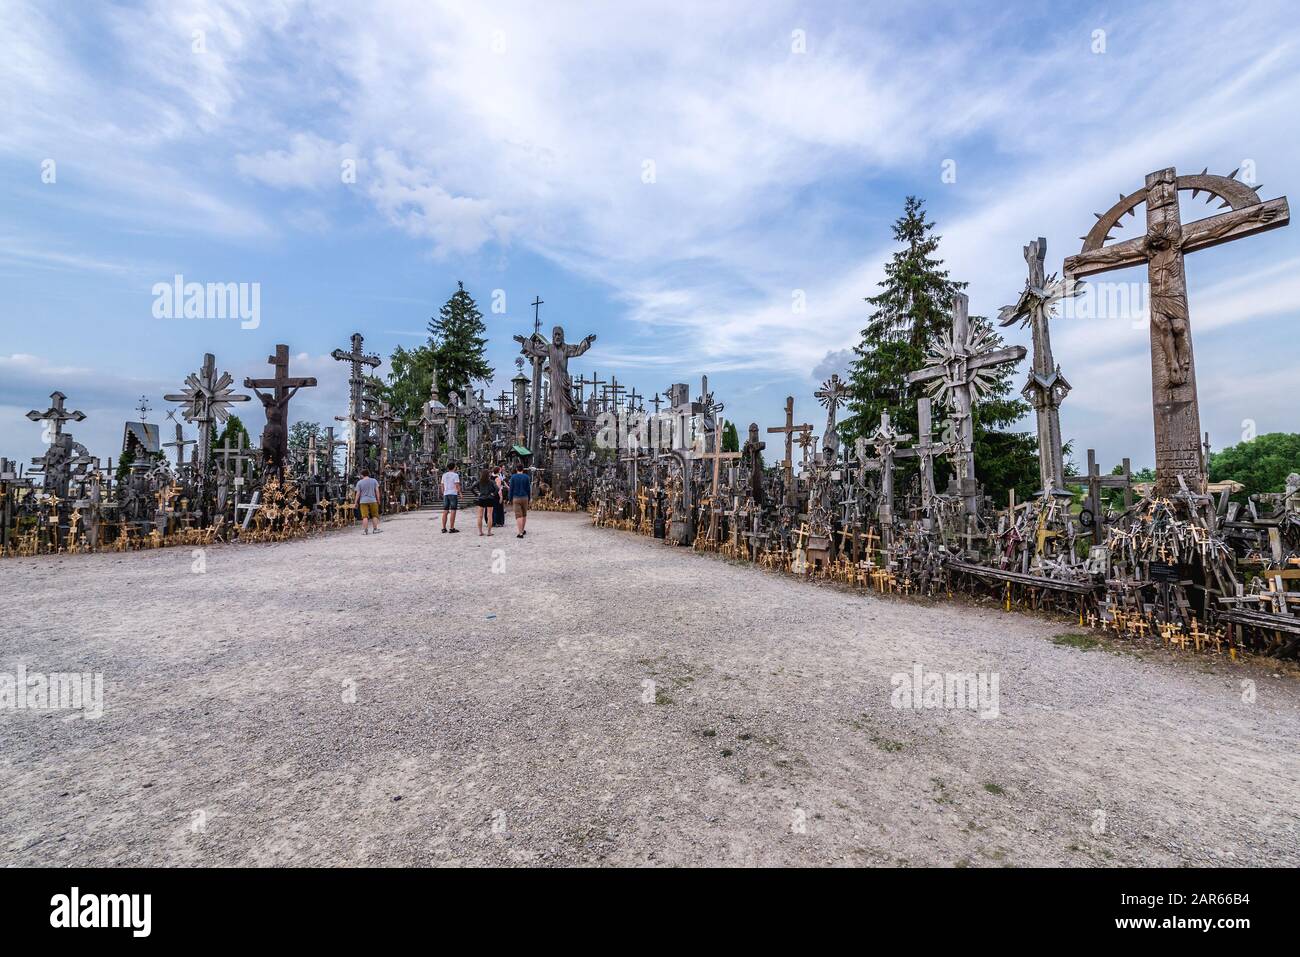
left=1, top=510, right=1297, bottom=867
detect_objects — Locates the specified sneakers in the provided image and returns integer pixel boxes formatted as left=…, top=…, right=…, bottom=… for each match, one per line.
left=441, top=528, right=447, bottom=533
left=449, top=528, right=460, bottom=534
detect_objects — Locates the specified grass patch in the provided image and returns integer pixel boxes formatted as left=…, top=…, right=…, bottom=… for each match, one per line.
left=1051, top=632, right=1102, bottom=651
left=654, top=690, right=674, bottom=706
left=983, top=782, right=1005, bottom=796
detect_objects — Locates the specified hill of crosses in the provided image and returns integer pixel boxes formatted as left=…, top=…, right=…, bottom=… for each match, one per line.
left=3, top=167, right=1298, bottom=660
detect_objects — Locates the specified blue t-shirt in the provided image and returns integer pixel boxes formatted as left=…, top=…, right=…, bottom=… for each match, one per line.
left=508, top=472, right=531, bottom=499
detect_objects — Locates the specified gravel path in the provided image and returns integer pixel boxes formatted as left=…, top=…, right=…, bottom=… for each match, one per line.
left=2, top=510, right=1297, bottom=867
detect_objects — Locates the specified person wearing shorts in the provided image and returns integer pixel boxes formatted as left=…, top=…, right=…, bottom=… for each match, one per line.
left=355, top=469, right=381, bottom=535
left=440, top=464, right=461, bottom=533
left=475, top=468, right=499, bottom=537
left=508, top=463, right=531, bottom=538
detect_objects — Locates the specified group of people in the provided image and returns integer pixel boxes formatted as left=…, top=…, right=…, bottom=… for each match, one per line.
left=353, top=462, right=532, bottom=538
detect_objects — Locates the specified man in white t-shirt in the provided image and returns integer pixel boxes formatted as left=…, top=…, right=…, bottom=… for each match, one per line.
left=440, top=464, right=461, bottom=534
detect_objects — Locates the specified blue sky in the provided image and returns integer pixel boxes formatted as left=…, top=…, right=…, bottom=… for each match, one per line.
left=2, top=0, right=1298, bottom=473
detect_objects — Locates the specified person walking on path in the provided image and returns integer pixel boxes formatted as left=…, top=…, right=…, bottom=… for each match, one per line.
left=355, top=469, right=381, bottom=535
left=440, top=463, right=461, bottom=533
left=475, top=469, right=500, bottom=536
left=508, top=463, right=531, bottom=538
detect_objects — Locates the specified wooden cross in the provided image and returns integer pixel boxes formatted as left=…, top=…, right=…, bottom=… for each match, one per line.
left=1063, top=167, right=1288, bottom=496
left=998, top=237, right=1080, bottom=495
left=814, top=373, right=851, bottom=458
left=244, top=345, right=317, bottom=473
left=531, top=295, right=544, bottom=335
left=331, top=333, right=381, bottom=477
left=164, top=352, right=250, bottom=479
left=1065, top=449, right=1133, bottom=546
left=26, top=391, right=86, bottom=441
left=163, top=422, right=196, bottom=468
left=767, top=396, right=813, bottom=477
left=649, top=392, right=664, bottom=415
left=908, top=293, right=1026, bottom=515
left=867, top=411, right=912, bottom=533
left=217, top=430, right=254, bottom=477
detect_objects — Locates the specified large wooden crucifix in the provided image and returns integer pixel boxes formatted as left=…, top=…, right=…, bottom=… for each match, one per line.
left=1063, top=167, right=1289, bottom=497
left=999, top=237, right=1080, bottom=497
left=244, top=344, right=317, bottom=474
left=908, top=293, right=1026, bottom=516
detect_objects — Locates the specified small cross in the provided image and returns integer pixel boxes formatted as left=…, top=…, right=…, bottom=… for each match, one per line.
left=531, top=295, right=544, bottom=335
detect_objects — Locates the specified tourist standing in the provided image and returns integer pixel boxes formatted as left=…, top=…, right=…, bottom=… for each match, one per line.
left=508, top=463, right=531, bottom=538
left=476, top=469, right=500, bottom=536
left=492, top=467, right=507, bottom=527
left=440, top=463, right=461, bottom=533
left=355, top=469, right=381, bottom=535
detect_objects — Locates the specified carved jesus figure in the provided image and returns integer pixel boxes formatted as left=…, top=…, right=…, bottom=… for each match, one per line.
left=515, top=325, right=595, bottom=441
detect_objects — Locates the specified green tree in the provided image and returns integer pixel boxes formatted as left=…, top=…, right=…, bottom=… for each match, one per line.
left=382, top=344, right=436, bottom=424
left=721, top=420, right=739, bottom=453
left=288, top=421, right=322, bottom=451
left=1210, top=432, right=1300, bottom=500
left=214, top=414, right=252, bottom=454
left=428, top=281, right=493, bottom=400
left=842, top=196, right=959, bottom=447
left=843, top=196, right=1037, bottom=504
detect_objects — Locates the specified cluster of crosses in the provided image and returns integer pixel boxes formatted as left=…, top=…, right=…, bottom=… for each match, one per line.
left=585, top=166, right=1298, bottom=654
left=4, top=164, right=1299, bottom=654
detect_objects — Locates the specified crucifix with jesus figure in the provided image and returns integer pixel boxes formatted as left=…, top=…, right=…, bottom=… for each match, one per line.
left=1063, top=167, right=1288, bottom=497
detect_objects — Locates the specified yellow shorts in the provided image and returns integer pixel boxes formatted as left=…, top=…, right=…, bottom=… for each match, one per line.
left=359, top=502, right=379, bottom=519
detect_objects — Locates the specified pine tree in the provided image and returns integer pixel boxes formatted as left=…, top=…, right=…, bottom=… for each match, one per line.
left=842, top=196, right=961, bottom=446
left=842, top=196, right=1038, bottom=503
left=428, top=281, right=493, bottom=400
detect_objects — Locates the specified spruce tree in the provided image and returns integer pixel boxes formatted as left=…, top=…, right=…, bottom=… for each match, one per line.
left=842, top=196, right=960, bottom=447
left=428, top=281, right=493, bottom=401
left=842, top=196, right=1038, bottom=503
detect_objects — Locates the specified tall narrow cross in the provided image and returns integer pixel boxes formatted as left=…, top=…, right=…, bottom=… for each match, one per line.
left=164, top=353, right=250, bottom=481
left=1065, top=450, right=1133, bottom=546
left=650, top=392, right=664, bottom=415
left=27, top=391, right=86, bottom=441
left=135, top=396, right=152, bottom=421
left=867, top=411, right=912, bottom=534
left=1063, top=167, right=1288, bottom=496
left=627, top=386, right=643, bottom=413
left=905, top=396, right=944, bottom=513
left=331, top=332, right=381, bottom=478
left=530, top=296, right=545, bottom=335
left=999, top=237, right=1081, bottom=497
left=908, top=293, right=1026, bottom=515
left=244, top=344, right=318, bottom=473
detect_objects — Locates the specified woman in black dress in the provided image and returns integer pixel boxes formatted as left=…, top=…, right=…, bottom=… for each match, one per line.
left=476, top=469, right=499, bottom=536
left=493, top=467, right=507, bottom=527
